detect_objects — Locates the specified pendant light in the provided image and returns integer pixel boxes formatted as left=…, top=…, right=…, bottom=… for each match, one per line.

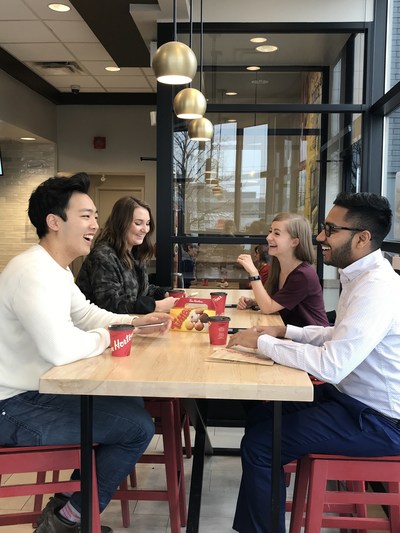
left=173, top=0, right=207, bottom=119
left=188, top=0, right=213, bottom=141
left=152, top=0, right=197, bottom=85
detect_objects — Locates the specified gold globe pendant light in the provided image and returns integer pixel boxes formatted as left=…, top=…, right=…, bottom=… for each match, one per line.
left=174, top=87, right=207, bottom=119
left=152, top=0, right=197, bottom=85
left=188, top=117, right=214, bottom=141
left=173, top=0, right=207, bottom=119
left=188, top=0, right=213, bottom=141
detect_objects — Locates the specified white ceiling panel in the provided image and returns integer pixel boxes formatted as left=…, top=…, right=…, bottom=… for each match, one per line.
left=26, top=0, right=82, bottom=20
left=42, top=74, right=101, bottom=89
left=95, top=75, right=152, bottom=89
left=65, top=42, right=112, bottom=61
left=0, top=21, right=59, bottom=42
left=45, top=21, right=99, bottom=43
left=80, top=62, right=145, bottom=76
left=0, top=0, right=37, bottom=20
left=1, top=42, right=74, bottom=61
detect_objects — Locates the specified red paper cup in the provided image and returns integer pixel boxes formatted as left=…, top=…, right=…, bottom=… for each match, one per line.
left=210, top=292, right=228, bottom=315
left=169, top=289, right=186, bottom=298
left=208, top=316, right=231, bottom=345
left=108, top=324, right=135, bottom=357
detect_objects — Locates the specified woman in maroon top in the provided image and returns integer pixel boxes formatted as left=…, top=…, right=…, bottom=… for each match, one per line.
left=237, top=212, right=329, bottom=327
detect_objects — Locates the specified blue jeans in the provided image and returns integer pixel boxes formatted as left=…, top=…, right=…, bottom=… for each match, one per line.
left=233, top=383, right=400, bottom=533
left=0, top=391, right=155, bottom=513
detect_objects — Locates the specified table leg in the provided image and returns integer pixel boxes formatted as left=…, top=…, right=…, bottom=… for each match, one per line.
left=80, top=395, right=93, bottom=533
left=181, top=399, right=213, bottom=533
left=271, top=401, right=282, bottom=532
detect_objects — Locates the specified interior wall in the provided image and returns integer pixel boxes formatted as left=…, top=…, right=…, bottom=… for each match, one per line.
left=0, top=70, right=57, bottom=142
left=56, top=105, right=157, bottom=221
left=0, top=140, right=56, bottom=271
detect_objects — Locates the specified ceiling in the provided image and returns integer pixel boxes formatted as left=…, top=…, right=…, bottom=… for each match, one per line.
left=0, top=0, right=359, bottom=140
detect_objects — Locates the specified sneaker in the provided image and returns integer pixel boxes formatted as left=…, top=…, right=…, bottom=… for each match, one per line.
left=33, top=508, right=80, bottom=533
left=34, top=507, right=112, bottom=533
left=35, top=496, right=68, bottom=527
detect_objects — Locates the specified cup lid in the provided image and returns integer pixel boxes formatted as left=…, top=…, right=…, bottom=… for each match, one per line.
left=210, top=292, right=228, bottom=296
left=108, top=324, right=135, bottom=331
left=208, top=316, right=231, bottom=322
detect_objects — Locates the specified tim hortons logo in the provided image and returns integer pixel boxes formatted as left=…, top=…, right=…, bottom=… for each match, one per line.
left=112, top=332, right=133, bottom=350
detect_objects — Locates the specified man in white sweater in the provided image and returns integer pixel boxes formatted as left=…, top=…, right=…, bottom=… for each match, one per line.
left=0, top=172, right=172, bottom=533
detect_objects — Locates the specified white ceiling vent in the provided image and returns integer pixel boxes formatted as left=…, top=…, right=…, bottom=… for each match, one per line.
left=32, top=61, right=84, bottom=76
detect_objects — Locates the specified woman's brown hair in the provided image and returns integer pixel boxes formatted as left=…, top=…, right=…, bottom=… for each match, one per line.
left=95, top=196, right=155, bottom=268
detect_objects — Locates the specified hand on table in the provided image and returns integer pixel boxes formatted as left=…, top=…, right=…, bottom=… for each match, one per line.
left=155, top=297, right=179, bottom=313
left=237, top=296, right=256, bottom=310
left=227, top=325, right=287, bottom=349
left=133, top=312, right=173, bottom=334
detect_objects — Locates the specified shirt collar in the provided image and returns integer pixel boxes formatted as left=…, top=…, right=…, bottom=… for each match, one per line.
left=339, top=249, right=383, bottom=283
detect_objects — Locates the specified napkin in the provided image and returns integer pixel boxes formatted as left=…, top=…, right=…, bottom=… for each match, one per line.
left=206, top=345, right=274, bottom=366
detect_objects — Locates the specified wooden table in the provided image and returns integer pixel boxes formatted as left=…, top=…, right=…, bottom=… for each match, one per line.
left=40, top=308, right=313, bottom=533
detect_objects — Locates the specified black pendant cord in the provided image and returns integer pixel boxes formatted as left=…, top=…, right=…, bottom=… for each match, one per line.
left=173, top=0, right=177, bottom=41
left=199, top=0, right=203, bottom=93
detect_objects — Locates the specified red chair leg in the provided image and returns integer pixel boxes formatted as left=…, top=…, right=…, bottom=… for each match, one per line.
left=0, top=445, right=101, bottom=533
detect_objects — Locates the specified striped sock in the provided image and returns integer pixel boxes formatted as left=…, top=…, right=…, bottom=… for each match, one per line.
left=58, top=500, right=81, bottom=524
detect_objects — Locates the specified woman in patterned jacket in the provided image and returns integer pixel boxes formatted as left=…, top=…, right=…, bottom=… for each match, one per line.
left=76, top=196, right=177, bottom=314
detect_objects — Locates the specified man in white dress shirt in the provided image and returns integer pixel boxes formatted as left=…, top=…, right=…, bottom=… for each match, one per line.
left=228, top=192, right=400, bottom=533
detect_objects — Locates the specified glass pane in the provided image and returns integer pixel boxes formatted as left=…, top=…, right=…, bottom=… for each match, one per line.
left=382, top=108, right=400, bottom=240
left=386, top=0, right=400, bottom=91
left=174, top=112, right=322, bottom=236
left=180, top=32, right=364, bottom=104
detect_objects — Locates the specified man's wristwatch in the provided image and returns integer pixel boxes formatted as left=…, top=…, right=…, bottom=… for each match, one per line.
left=248, top=275, right=261, bottom=281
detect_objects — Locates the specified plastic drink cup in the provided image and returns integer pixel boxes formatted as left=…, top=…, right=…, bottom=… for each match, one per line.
left=108, top=324, right=135, bottom=357
left=208, top=316, right=231, bottom=345
left=169, top=289, right=186, bottom=298
left=210, top=292, right=228, bottom=315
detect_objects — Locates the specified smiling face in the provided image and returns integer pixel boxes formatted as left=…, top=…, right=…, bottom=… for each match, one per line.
left=45, top=192, right=99, bottom=267
left=266, top=220, right=299, bottom=260
left=316, top=205, right=360, bottom=269
left=125, top=206, right=151, bottom=250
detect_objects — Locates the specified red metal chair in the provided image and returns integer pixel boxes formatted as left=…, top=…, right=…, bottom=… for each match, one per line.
left=113, top=398, right=187, bottom=533
left=289, top=453, right=400, bottom=532
left=0, top=444, right=101, bottom=531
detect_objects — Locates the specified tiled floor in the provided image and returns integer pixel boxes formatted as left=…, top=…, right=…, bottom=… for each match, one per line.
left=0, top=426, right=387, bottom=532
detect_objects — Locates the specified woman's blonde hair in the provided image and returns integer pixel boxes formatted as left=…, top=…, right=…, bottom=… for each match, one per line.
left=265, top=212, right=315, bottom=295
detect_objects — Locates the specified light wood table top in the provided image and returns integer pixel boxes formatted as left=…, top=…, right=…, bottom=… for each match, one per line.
left=40, top=311, right=312, bottom=403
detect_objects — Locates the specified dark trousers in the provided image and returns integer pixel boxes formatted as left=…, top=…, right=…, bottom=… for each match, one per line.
left=0, top=391, right=155, bottom=513
left=233, top=383, right=400, bottom=533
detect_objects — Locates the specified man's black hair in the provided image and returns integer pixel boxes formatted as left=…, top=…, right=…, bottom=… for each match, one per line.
left=333, top=191, right=392, bottom=249
left=28, top=172, right=90, bottom=238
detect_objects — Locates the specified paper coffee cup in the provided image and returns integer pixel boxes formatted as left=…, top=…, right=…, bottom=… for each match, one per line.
left=169, top=289, right=186, bottom=298
left=108, top=324, right=135, bottom=357
left=208, top=316, right=231, bottom=345
left=210, top=292, right=228, bottom=315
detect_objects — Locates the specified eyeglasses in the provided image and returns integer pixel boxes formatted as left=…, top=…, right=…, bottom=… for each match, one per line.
left=320, top=222, right=364, bottom=237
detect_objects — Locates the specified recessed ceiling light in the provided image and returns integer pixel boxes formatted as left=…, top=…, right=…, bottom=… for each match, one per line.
left=247, top=66, right=260, bottom=71
left=250, top=37, right=267, bottom=43
left=225, top=91, right=237, bottom=96
left=48, top=3, right=71, bottom=12
left=227, top=119, right=237, bottom=123
left=256, top=45, right=278, bottom=53
left=105, top=66, right=120, bottom=72
left=20, top=137, right=36, bottom=141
